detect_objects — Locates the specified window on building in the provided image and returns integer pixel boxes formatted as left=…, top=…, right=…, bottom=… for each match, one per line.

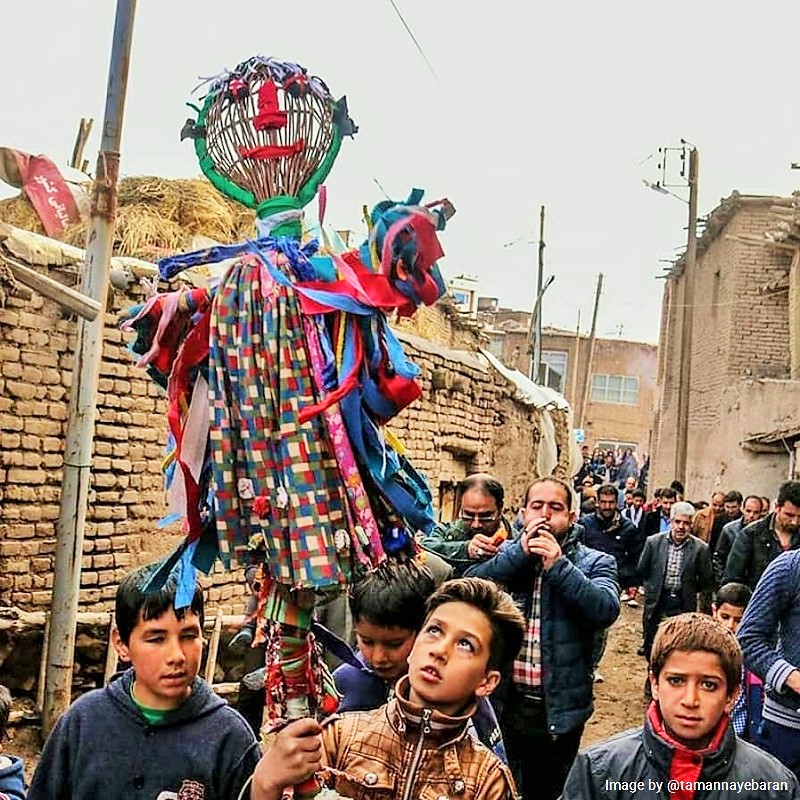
left=590, top=374, right=639, bottom=405
left=540, top=350, right=568, bottom=393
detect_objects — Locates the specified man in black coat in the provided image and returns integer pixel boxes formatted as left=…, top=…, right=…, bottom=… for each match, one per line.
left=637, top=500, right=713, bottom=658
left=713, top=494, right=763, bottom=586
left=641, top=486, right=677, bottom=538
left=724, top=480, right=800, bottom=590
left=579, top=483, right=640, bottom=596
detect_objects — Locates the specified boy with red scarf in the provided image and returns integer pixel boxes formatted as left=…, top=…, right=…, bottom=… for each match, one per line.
left=561, top=613, right=798, bottom=799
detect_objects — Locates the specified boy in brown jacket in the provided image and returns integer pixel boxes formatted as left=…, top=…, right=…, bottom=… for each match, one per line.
left=250, top=577, right=525, bottom=800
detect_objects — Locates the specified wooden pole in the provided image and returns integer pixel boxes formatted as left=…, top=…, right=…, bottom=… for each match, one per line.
left=570, top=310, right=581, bottom=407
left=674, top=148, right=700, bottom=486
left=204, top=614, right=224, bottom=683
left=43, top=0, right=137, bottom=737
left=36, top=614, right=51, bottom=714
left=534, top=205, right=546, bottom=381
left=70, top=119, right=94, bottom=172
left=578, top=273, right=603, bottom=429
left=103, top=612, right=119, bottom=686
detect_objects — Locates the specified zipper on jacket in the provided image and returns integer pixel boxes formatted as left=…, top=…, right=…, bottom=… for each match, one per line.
left=402, top=708, right=432, bottom=800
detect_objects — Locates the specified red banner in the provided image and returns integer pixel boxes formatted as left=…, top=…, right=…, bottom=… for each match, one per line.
left=0, top=148, right=82, bottom=237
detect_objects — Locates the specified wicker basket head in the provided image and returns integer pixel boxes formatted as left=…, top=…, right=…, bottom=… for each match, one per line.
left=185, top=56, right=356, bottom=234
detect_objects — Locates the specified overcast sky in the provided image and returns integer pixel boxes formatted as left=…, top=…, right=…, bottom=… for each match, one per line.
left=3, top=1, right=800, bottom=343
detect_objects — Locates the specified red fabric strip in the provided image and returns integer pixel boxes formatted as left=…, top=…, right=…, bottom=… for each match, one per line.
left=238, top=139, right=305, bottom=160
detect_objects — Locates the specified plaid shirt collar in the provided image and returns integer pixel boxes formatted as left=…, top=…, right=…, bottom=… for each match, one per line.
left=667, top=532, right=689, bottom=548
left=730, top=666, right=747, bottom=736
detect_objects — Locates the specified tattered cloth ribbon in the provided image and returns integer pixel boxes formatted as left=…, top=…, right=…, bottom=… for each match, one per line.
left=239, top=140, right=305, bottom=160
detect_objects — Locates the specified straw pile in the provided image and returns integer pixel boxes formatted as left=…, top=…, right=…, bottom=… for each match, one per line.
left=0, top=176, right=256, bottom=259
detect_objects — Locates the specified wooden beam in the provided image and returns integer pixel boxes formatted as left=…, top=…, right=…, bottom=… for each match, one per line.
left=0, top=252, right=100, bottom=320
left=70, top=118, right=94, bottom=171
left=103, top=611, right=119, bottom=686
left=204, top=614, right=224, bottom=683
left=36, top=614, right=50, bottom=714
left=0, top=608, right=244, bottom=632
left=724, top=233, right=799, bottom=252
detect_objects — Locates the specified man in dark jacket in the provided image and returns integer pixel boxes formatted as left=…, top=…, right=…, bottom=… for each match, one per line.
left=422, top=473, right=513, bottom=577
left=738, top=549, right=800, bottom=780
left=713, top=494, right=763, bottom=586
left=465, top=476, right=619, bottom=800
left=579, top=483, right=640, bottom=596
left=724, top=480, right=800, bottom=590
left=642, top=486, right=677, bottom=538
left=637, top=500, right=714, bottom=659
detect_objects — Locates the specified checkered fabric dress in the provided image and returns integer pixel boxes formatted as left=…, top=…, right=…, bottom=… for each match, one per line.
left=209, top=253, right=350, bottom=589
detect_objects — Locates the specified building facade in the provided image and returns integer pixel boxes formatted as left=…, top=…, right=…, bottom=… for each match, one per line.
left=651, top=192, right=800, bottom=499
left=483, top=309, right=657, bottom=458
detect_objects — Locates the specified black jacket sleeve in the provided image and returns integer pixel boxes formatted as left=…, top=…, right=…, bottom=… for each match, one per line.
left=723, top=527, right=752, bottom=586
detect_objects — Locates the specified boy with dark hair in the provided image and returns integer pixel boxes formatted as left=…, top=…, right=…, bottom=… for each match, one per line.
left=713, top=582, right=763, bottom=740
left=28, top=564, right=260, bottom=800
left=250, top=577, right=525, bottom=800
left=333, top=560, right=507, bottom=761
left=0, top=684, right=25, bottom=800
left=334, top=560, right=435, bottom=707
left=561, top=612, right=799, bottom=799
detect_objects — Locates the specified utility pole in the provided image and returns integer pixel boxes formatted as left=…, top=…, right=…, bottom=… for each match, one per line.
left=527, top=206, right=546, bottom=381
left=578, top=273, right=603, bottom=429
left=570, top=310, right=581, bottom=406
left=674, top=147, right=699, bottom=486
left=43, top=0, right=137, bottom=736
left=533, top=205, right=546, bottom=381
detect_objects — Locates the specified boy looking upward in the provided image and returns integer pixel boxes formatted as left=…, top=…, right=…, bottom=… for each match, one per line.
left=251, top=577, right=525, bottom=800
left=333, top=560, right=507, bottom=760
left=561, top=613, right=798, bottom=799
left=28, top=564, right=260, bottom=800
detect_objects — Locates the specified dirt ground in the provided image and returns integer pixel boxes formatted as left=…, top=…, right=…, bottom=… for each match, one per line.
left=6, top=602, right=647, bottom=780
left=583, top=600, right=649, bottom=746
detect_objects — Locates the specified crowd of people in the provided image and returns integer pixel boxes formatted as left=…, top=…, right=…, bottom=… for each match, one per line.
left=4, top=466, right=800, bottom=799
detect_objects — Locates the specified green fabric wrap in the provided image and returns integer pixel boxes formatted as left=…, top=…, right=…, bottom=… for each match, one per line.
left=255, top=196, right=304, bottom=239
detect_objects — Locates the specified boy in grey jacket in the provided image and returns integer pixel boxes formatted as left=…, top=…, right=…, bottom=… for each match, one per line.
left=28, top=564, right=260, bottom=800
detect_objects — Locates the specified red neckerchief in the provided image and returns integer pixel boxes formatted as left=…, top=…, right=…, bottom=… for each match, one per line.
left=647, top=702, right=728, bottom=800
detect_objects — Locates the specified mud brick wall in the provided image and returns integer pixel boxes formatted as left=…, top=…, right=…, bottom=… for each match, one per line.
left=392, top=300, right=486, bottom=352
left=0, top=284, right=247, bottom=615
left=393, top=330, right=562, bottom=513
left=0, top=281, right=549, bottom=612
left=651, top=197, right=793, bottom=495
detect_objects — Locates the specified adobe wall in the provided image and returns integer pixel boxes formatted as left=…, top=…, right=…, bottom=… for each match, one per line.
left=0, top=279, right=554, bottom=613
left=652, top=200, right=793, bottom=494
